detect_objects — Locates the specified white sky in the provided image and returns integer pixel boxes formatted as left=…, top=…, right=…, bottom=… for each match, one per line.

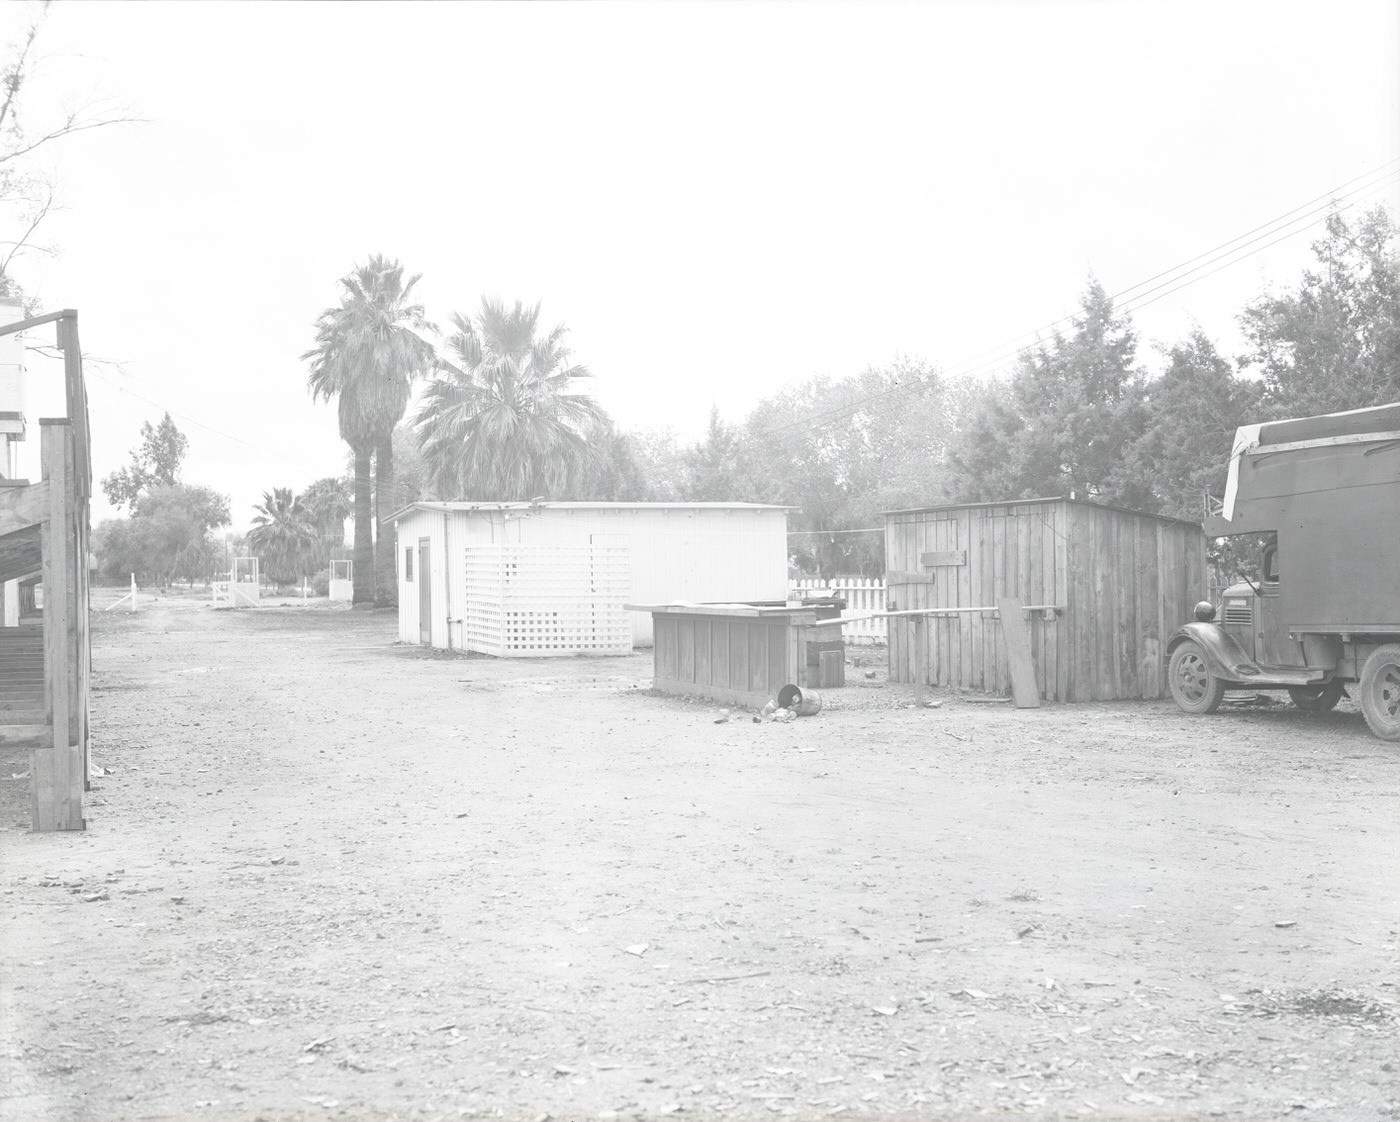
left=8, top=0, right=1400, bottom=531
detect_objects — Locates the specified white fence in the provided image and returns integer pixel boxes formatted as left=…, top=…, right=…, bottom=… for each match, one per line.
left=464, top=544, right=631, bottom=657
left=789, top=576, right=887, bottom=644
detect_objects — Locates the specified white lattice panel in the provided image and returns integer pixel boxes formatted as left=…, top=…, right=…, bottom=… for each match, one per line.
left=464, top=544, right=631, bottom=657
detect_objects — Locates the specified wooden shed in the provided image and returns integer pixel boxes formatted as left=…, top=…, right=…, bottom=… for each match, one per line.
left=883, top=498, right=1206, bottom=702
left=389, top=501, right=789, bottom=653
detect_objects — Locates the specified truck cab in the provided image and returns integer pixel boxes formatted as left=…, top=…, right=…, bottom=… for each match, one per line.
left=1165, top=403, right=1400, bottom=742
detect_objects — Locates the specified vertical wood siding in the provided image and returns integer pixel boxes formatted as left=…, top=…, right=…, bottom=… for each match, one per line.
left=650, top=613, right=798, bottom=706
left=886, top=500, right=1205, bottom=701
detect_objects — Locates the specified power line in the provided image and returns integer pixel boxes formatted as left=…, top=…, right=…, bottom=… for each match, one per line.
left=728, top=163, right=1400, bottom=459
left=84, top=366, right=332, bottom=475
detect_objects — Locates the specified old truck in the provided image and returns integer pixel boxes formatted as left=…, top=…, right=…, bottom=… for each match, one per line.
left=1166, top=401, right=1400, bottom=741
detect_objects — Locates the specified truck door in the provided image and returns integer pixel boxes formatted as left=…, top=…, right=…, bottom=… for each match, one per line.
left=1258, top=541, right=1306, bottom=668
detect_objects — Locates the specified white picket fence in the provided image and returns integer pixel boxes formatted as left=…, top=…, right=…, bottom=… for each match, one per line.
left=788, top=576, right=887, bottom=644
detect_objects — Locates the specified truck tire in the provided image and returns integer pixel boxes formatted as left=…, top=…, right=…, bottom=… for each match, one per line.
left=1358, top=644, right=1400, bottom=742
left=1288, top=681, right=1345, bottom=713
left=1169, top=640, right=1226, bottom=714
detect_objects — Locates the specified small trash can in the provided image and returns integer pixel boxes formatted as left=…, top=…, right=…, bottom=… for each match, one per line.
left=777, top=683, right=823, bottom=716
left=802, top=595, right=846, bottom=687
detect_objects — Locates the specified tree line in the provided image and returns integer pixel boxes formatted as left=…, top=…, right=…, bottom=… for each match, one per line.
left=313, top=205, right=1397, bottom=600
left=91, top=203, right=1398, bottom=599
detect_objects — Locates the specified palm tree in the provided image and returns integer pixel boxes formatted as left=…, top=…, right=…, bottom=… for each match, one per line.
left=415, top=298, right=607, bottom=500
left=304, top=256, right=435, bottom=605
left=297, top=475, right=352, bottom=572
left=246, top=488, right=317, bottom=587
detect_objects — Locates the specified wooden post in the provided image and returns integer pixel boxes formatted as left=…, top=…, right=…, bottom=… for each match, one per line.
left=36, top=419, right=82, bottom=830
left=997, top=597, right=1041, bottom=709
left=913, top=614, right=928, bottom=707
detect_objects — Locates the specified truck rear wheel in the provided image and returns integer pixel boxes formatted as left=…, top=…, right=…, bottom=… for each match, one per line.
left=1288, top=681, right=1345, bottom=713
left=1359, top=644, right=1400, bottom=742
left=1169, top=640, right=1226, bottom=714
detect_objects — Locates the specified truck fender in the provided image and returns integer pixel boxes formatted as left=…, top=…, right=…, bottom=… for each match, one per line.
left=1166, top=622, right=1260, bottom=684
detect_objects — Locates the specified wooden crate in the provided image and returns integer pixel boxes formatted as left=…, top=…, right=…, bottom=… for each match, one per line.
left=632, top=603, right=819, bottom=707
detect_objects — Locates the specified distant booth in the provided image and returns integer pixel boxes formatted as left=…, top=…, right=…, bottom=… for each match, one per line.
left=328, top=558, right=353, bottom=603
left=884, top=498, right=1206, bottom=702
left=212, top=557, right=260, bottom=608
left=389, top=501, right=790, bottom=656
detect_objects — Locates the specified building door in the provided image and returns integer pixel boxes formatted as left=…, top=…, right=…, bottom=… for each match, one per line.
left=418, top=538, right=431, bottom=644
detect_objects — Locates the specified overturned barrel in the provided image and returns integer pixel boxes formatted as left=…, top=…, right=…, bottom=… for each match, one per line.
left=777, top=683, right=823, bottom=716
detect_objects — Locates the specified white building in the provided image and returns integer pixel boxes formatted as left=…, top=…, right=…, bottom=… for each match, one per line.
left=389, top=501, right=790, bottom=653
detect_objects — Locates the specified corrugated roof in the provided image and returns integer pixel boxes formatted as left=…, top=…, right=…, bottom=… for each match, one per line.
left=387, top=500, right=793, bottom=523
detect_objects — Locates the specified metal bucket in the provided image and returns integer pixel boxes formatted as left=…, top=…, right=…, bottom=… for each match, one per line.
left=776, top=683, right=823, bottom=716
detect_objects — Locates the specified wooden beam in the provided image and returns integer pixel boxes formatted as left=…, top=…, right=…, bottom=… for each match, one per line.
left=997, top=596, right=1041, bottom=709
left=920, top=550, right=967, bottom=567
left=36, top=420, right=82, bottom=831
left=0, top=480, right=50, bottom=536
left=0, top=308, right=79, bottom=337
left=913, top=615, right=928, bottom=708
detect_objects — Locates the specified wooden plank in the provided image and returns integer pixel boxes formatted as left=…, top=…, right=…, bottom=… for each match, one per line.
left=37, top=421, right=81, bottom=831
left=964, top=510, right=980, bottom=690
left=748, top=622, right=767, bottom=694
left=770, top=623, right=790, bottom=691
left=785, top=623, right=804, bottom=689
left=919, top=550, right=966, bottom=567
left=930, top=522, right=946, bottom=686
left=677, top=617, right=696, bottom=683
left=656, top=615, right=678, bottom=679
left=818, top=649, right=842, bottom=688
left=731, top=618, right=750, bottom=693
left=913, top=615, right=928, bottom=707
left=955, top=510, right=971, bottom=691
left=626, top=602, right=818, bottom=621
left=694, top=618, right=712, bottom=687
left=1138, top=520, right=1162, bottom=699
left=1091, top=509, right=1110, bottom=700
left=1067, top=504, right=1089, bottom=701
left=992, top=512, right=1007, bottom=691
left=997, top=597, right=1040, bottom=708
left=712, top=619, right=730, bottom=691
left=0, top=479, right=50, bottom=537
left=64, top=428, right=81, bottom=749
left=886, top=570, right=934, bottom=585
left=1027, top=511, right=1045, bottom=698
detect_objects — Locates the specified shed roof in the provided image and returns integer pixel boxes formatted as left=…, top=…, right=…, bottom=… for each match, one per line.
left=881, top=495, right=1202, bottom=528
left=387, top=500, right=792, bottom=523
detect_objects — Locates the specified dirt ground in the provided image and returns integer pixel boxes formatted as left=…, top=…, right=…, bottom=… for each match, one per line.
left=2, top=591, right=1398, bottom=1122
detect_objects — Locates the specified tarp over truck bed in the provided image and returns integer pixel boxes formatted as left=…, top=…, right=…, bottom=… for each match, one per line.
left=1206, top=402, right=1400, bottom=634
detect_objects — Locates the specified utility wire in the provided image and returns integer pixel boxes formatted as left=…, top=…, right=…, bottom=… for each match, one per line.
left=724, top=164, right=1400, bottom=460
left=84, top=365, right=332, bottom=475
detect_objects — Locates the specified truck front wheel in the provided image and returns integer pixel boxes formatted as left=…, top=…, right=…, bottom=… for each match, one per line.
left=1169, top=640, right=1226, bottom=714
left=1358, top=644, right=1400, bottom=742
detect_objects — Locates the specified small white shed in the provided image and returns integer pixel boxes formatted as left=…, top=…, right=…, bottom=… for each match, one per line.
left=389, top=501, right=790, bottom=653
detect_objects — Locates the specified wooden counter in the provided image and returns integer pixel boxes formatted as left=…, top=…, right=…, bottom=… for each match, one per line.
left=626, top=603, right=823, bottom=707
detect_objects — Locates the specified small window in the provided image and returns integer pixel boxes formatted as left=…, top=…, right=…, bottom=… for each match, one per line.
left=404, top=548, right=414, bottom=582
left=1262, top=543, right=1279, bottom=584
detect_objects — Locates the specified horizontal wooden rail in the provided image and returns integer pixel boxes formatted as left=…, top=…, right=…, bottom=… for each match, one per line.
left=804, top=605, right=1063, bottom=628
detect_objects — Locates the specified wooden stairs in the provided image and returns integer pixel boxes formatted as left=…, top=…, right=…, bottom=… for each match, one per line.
left=0, top=626, right=45, bottom=742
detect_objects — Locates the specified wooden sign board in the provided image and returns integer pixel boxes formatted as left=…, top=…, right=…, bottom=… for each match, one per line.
left=920, top=550, right=966, bottom=567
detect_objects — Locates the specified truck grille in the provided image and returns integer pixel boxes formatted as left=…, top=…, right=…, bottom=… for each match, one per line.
left=1222, top=600, right=1252, bottom=626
